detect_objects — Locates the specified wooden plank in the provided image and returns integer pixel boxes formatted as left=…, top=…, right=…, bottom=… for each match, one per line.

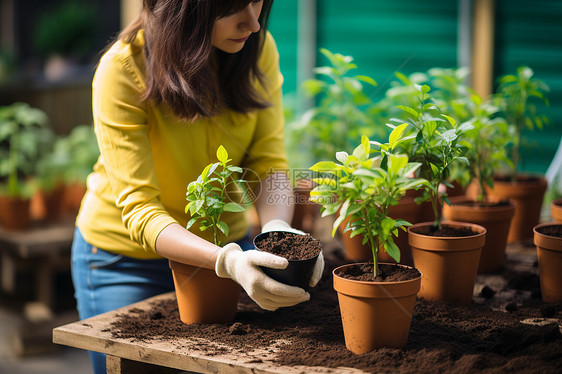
left=53, top=292, right=366, bottom=374
left=106, top=355, right=182, bottom=374
left=0, top=220, right=74, bottom=258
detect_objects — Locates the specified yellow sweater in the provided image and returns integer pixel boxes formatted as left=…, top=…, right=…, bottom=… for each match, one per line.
left=76, top=31, right=288, bottom=259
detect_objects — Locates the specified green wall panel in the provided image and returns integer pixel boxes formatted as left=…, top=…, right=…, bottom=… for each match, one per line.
left=495, top=0, right=562, bottom=174
left=316, top=0, right=459, bottom=100
left=268, top=0, right=299, bottom=95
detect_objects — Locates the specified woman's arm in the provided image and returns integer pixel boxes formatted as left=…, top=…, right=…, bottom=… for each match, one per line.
left=254, top=171, right=294, bottom=226
left=154, top=223, right=219, bottom=269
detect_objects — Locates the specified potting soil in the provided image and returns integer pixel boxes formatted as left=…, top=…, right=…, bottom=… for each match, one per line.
left=255, top=231, right=322, bottom=260
left=105, top=250, right=561, bottom=373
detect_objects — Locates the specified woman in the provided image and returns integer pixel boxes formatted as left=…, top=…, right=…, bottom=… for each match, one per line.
left=71, top=1, right=324, bottom=372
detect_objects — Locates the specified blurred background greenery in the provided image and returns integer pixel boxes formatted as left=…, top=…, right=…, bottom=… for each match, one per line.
left=0, top=0, right=560, bottom=173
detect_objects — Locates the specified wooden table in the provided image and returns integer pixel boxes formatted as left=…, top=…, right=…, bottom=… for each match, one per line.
left=53, top=292, right=364, bottom=374
left=0, top=220, right=75, bottom=309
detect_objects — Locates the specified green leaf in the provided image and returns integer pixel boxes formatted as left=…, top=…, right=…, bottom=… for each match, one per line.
left=388, top=154, right=408, bottom=176
left=217, top=221, right=229, bottom=237
left=442, top=114, right=456, bottom=127
left=223, top=202, right=245, bottom=212
left=216, top=145, right=228, bottom=163
left=384, top=240, right=401, bottom=263
left=388, top=123, right=409, bottom=149
left=186, top=217, right=198, bottom=230
left=354, top=75, right=377, bottom=87
left=361, top=135, right=370, bottom=155
left=397, top=105, right=418, bottom=118
left=310, top=161, right=338, bottom=172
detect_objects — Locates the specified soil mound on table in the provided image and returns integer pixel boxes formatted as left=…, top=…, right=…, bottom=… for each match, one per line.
left=106, top=253, right=561, bottom=373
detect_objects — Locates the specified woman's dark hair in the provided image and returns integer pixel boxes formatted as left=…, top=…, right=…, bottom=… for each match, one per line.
left=120, top=0, right=273, bottom=120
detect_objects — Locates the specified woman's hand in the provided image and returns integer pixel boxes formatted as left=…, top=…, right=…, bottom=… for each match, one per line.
left=215, top=243, right=310, bottom=311
left=260, top=219, right=325, bottom=288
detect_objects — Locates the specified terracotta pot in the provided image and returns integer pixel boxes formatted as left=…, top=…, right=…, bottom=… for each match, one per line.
left=0, top=196, right=31, bottom=231
left=30, top=184, right=66, bottom=222
left=533, top=223, right=562, bottom=303
left=408, top=221, right=486, bottom=305
left=333, top=262, right=421, bottom=353
left=63, top=182, right=87, bottom=216
left=169, top=260, right=241, bottom=324
left=485, top=175, right=547, bottom=243
left=445, top=180, right=467, bottom=198
left=551, top=198, right=562, bottom=223
left=442, top=197, right=515, bottom=273
left=291, top=179, right=320, bottom=234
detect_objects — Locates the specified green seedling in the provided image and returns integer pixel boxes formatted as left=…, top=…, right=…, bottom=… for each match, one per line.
left=310, top=134, right=426, bottom=278
left=185, top=145, right=246, bottom=246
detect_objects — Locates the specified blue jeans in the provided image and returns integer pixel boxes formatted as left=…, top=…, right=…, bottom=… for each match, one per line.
left=71, top=227, right=253, bottom=374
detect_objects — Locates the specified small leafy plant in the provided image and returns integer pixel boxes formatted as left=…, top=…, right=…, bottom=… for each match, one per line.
left=0, top=102, right=51, bottom=198
left=386, top=83, right=472, bottom=229
left=459, top=93, right=511, bottom=202
left=185, top=146, right=246, bottom=246
left=309, top=135, right=426, bottom=278
left=494, top=66, right=550, bottom=180
left=286, top=48, right=381, bottom=167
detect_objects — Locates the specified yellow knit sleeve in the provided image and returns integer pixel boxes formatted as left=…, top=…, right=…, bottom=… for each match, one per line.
left=92, top=44, right=177, bottom=252
left=241, top=32, right=289, bottom=182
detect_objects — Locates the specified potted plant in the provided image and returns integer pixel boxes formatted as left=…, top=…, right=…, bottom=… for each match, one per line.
left=488, top=66, right=550, bottom=243
left=0, top=102, right=50, bottom=230
left=310, top=134, right=424, bottom=353
left=389, top=84, right=486, bottom=305
left=285, top=48, right=381, bottom=234
left=533, top=222, right=562, bottom=302
left=442, top=91, right=516, bottom=273
left=171, top=145, right=246, bottom=324
left=551, top=198, right=562, bottom=223
left=55, top=124, right=99, bottom=214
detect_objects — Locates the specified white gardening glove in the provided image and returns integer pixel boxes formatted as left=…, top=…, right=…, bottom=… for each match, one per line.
left=215, top=243, right=310, bottom=311
left=260, top=219, right=325, bottom=288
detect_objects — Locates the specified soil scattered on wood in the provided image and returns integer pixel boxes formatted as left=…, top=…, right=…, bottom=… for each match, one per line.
left=254, top=231, right=321, bottom=260
left=105, top=252, right=561, bottom=373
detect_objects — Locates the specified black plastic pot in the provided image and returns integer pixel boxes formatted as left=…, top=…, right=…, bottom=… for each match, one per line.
left=253, top=231, right=320, bottom=290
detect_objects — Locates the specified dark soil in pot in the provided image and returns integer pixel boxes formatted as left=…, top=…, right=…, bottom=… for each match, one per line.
left=335, top=262, right=420, bottom=282
left=254, top=231, right=322, bottom=289
left=536, top=225, right=562, bottom=238
left=455, top=199, right=512, bottom=208
left=105, top=252, right=561, bottom=373
left=254, top=231, right=321, bottom=260
left=414, top=224, right=477, bottom=237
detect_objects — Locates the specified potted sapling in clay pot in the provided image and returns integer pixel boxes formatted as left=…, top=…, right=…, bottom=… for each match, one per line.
left=533, top=222, right=562, bottom=302
left=551, top=198, right=562, bottom=223
left=397, top=84, right=487, bottom=305
left=310, top=135, right=424, bottom=353
left=442, top=92, right=516, bottom=273
left=170, top=145, right=246, bottom=324
left=0, top=103, right=51, bottom=230
left=487, top=66, right=550, bottom=243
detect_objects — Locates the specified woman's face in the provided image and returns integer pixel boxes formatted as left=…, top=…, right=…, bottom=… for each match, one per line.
left=211, top=1, right=263, bottom=53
